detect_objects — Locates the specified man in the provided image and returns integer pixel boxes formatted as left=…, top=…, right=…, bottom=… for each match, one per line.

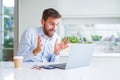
left=17, top=8, right=69, bottom=62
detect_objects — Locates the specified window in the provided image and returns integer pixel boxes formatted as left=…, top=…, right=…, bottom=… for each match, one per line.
left=0, top=0, right=14, bottom=61
left=60, top=18, right=120, bottom=56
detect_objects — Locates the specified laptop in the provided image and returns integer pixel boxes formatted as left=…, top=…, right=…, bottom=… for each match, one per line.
left=43, top=44, right=95, bottom=69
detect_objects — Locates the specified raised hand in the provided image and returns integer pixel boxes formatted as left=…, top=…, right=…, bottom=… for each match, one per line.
left=54, top=38, right=69, bottom=55
left=33, top=35, right=42, bottom=56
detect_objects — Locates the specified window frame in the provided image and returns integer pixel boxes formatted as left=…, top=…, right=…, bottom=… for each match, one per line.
left=0, top=0, right=18, bottom=61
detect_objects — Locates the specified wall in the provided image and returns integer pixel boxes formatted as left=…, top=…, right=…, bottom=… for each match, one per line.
left=18, top=0, right=120, bottom=61
left=0, top=0, right=2, bottom=60
left=18, top=0, right=58, bottom=41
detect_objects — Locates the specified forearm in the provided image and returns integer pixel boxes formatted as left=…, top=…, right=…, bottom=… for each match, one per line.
left=33, top=48, right=42, bottom=56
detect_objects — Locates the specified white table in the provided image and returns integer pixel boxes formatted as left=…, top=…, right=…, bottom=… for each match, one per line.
left=0, top=60, right=120, bottom=80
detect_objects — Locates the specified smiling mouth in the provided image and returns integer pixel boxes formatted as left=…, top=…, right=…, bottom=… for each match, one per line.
left=48, top=30, right=54, bottom=36
left=49, top=29, right=55, bottom=33
left=49, top=31, right=54, bottom=35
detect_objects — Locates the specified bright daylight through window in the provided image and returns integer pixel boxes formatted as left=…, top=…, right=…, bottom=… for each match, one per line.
left=0, top=0, right=14, bottom=61
left=62, top=24, right=120, bottom=53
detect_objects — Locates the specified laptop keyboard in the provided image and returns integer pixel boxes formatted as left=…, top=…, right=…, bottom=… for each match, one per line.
left=49, top=63, right=66, bottom=69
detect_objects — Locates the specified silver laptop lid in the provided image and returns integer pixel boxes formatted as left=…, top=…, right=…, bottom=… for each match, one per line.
left=65, top=44, right=94, bottom=69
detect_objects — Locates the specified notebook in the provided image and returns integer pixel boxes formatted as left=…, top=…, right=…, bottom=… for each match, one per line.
left=43, top=44, right=95, bottom=69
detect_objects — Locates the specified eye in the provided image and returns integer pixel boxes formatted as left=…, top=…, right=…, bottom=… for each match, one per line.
left=56, top=23, right=59, bottom=26
left=49, top=22, right=55, bottom=26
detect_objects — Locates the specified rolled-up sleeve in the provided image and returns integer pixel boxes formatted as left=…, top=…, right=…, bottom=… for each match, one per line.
left=17, top=29, right=38, bottom=62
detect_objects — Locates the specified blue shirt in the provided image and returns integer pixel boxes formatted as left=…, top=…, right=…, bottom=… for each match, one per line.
left=17, top=27, right=61, bottom=62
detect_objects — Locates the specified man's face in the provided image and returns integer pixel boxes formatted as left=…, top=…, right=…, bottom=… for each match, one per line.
left=42, top=17, right=60, bottom=37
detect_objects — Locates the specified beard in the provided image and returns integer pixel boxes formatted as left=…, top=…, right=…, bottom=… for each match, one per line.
left=43, top=24, right=55, bottom=37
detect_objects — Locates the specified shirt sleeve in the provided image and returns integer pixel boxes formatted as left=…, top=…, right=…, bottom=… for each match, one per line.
left=17, top=29, right=37, bottom=62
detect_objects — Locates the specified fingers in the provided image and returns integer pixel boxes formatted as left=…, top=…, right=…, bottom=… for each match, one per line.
left=60, top=38, right=69, bottom=50
left=64, top=38, right=69, bottom=45
left=62, top=38, right=69, bottom=45
left=63, top=45, right=69, bottom=49
left=33, top=35, right=43, bottom=55
left=55, top=39, right=58, bottom=46
left=54, top=38, right=69, bottom=54
left=38, top=35, right=42, bottom=47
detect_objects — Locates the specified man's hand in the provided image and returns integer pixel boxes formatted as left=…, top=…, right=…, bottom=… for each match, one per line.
left=54, top=38, right=69, bottom=55
left=33, top=35, right=42, bottom=56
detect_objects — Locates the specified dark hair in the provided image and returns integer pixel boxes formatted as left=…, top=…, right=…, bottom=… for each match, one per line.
left=42, top=8, right=61, bottom=21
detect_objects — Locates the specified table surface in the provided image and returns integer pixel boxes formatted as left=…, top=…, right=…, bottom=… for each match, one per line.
left=0, top=60, right=120, bottom=80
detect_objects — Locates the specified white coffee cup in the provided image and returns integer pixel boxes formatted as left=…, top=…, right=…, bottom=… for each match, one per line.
left=14, top=56, right=23, bottom=69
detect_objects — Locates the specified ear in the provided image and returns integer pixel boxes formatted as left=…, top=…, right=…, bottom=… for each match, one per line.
left=41, top=19, right=44, bottom=27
